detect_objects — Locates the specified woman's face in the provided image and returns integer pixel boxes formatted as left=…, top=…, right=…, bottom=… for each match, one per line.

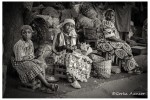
left=63, top=22, right=75, bottom=33
left=105, top=11, right=115, bottom=21
left=21, top=29, right=32, bottom=41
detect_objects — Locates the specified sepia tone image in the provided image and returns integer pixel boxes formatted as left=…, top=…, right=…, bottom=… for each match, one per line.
left=3, top=1, right=147, bottom=98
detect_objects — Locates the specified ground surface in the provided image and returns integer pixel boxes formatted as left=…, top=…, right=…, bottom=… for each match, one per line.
left=3, top=55, right=147, bottom=98
left=3, top=72, right=147, bottom=98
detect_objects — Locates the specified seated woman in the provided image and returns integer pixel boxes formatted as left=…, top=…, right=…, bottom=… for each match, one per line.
left=53, top=19, right=92, bottom=89
left=13, top=25, right=58, bottom=92
left=97, top=9, right=142, bottom=74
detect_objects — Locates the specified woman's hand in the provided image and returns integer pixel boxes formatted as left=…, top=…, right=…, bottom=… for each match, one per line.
left=55, top=52, right=61, bottom=55
left=23, top=55, right=34, bottom=61
left=23, top=56, right=32, bottom=61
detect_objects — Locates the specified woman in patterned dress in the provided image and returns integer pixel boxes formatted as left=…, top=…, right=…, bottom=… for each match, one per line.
left=97, top=9, right=142, bottom=74
left=53, top=19, right=92, bottom=89
left=13, top=25, right=58, bottom=92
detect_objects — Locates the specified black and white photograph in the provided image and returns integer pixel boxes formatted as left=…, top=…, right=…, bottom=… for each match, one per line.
left=2, top=1, right=148, bottom=98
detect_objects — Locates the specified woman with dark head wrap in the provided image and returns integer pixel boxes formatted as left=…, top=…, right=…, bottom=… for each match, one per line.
left=97, top=9, right=142, bottom=74
left=13, top=25, right=58, bottom=92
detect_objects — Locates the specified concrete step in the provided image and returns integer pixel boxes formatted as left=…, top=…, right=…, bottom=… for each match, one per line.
left=132, top=46, right=147, bottom=56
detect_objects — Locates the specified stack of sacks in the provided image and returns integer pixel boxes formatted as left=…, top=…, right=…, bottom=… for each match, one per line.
left=78, top=14, right=101, bottom=28
left=36, top=15, right=60, bottom=28
left=72, top=4, right=81, bottom=15
left=42, top=7, right=60, bottom=18
left=41, top=7, right=60, bottom=28
left=80, top=3, right=97, bottom=19
left=78, top=14, right=94, bottom=28
left=60, top=9, right=78, bottom=22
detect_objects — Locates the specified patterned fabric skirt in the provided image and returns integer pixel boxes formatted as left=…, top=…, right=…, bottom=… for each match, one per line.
left=12, top=59, right=44, bottom=84
left=54, top=52, right=92, bottom=82
left=97, top=40, right=139, bottom=72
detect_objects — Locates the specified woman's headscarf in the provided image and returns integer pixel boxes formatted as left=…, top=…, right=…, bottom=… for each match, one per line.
left=57, top=19, right=75, bottom=28
left=20, top=25, right=34, bottom=33
left=57, top=19, right=77, bottom=47
left=103, top=9, right=115, bottom=22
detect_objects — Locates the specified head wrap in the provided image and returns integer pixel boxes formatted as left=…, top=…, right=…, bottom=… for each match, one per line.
left=103, top=8, right=115, bottom=23
left=57, top=19, right=75, bottom=28
left=103, top=9, right=115, bottom=18
left=57, top=19, right=77, bottom=47
left=20, top=25, right=34, bottom=33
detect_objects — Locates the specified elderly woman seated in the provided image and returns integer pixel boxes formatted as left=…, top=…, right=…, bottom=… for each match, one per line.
left=97, top=9, right=142, bottom=74
left=53, top=19, right=92, bottom=89
left=13, top=25, right=58, bottom=92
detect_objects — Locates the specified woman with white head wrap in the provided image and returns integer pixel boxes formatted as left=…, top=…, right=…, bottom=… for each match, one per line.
left=53, top=19, right=92, bottom=89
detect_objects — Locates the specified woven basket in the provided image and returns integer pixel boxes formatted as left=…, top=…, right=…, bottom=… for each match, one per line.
left=93, top=60, right=112, bottom=79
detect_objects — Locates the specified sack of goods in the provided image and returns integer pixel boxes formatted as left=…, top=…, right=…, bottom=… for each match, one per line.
left=93, top=60, right=112, bottom=79
left=42, top=7, right=60, bottom=18
left=78, top=14, right=94, bottom=28
left=81, top=4, right=97, bottom=19
left=60, top=9, right=78, bottom=22
left=36, top=15, right=60, bottom=28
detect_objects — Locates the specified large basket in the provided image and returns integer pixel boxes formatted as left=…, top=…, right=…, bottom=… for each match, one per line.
left=93, top=60, right=112, bottom=79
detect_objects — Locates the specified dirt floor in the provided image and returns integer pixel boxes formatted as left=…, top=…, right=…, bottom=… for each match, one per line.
left=3, top=55, right=147, bottom=98
left=3, top=72, right=146, bottom=98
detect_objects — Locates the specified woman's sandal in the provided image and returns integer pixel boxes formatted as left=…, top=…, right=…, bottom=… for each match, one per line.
left=40, top=87, right=54, bottom=94
left=40, top=84, right=59, bottom=94
left=51, top=84, right=59, bottom=92
left=129, top=67, right=143, bottom=75
left=133, top=67, right=143, bottom=75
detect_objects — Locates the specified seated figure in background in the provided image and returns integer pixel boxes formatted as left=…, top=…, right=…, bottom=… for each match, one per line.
left=97, top=9, right=142, bottom=74
left=13, top=25, right=58, bottom=92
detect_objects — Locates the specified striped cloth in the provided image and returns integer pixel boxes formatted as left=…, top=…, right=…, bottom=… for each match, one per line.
left=11, top=57, right=44, bottom=84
